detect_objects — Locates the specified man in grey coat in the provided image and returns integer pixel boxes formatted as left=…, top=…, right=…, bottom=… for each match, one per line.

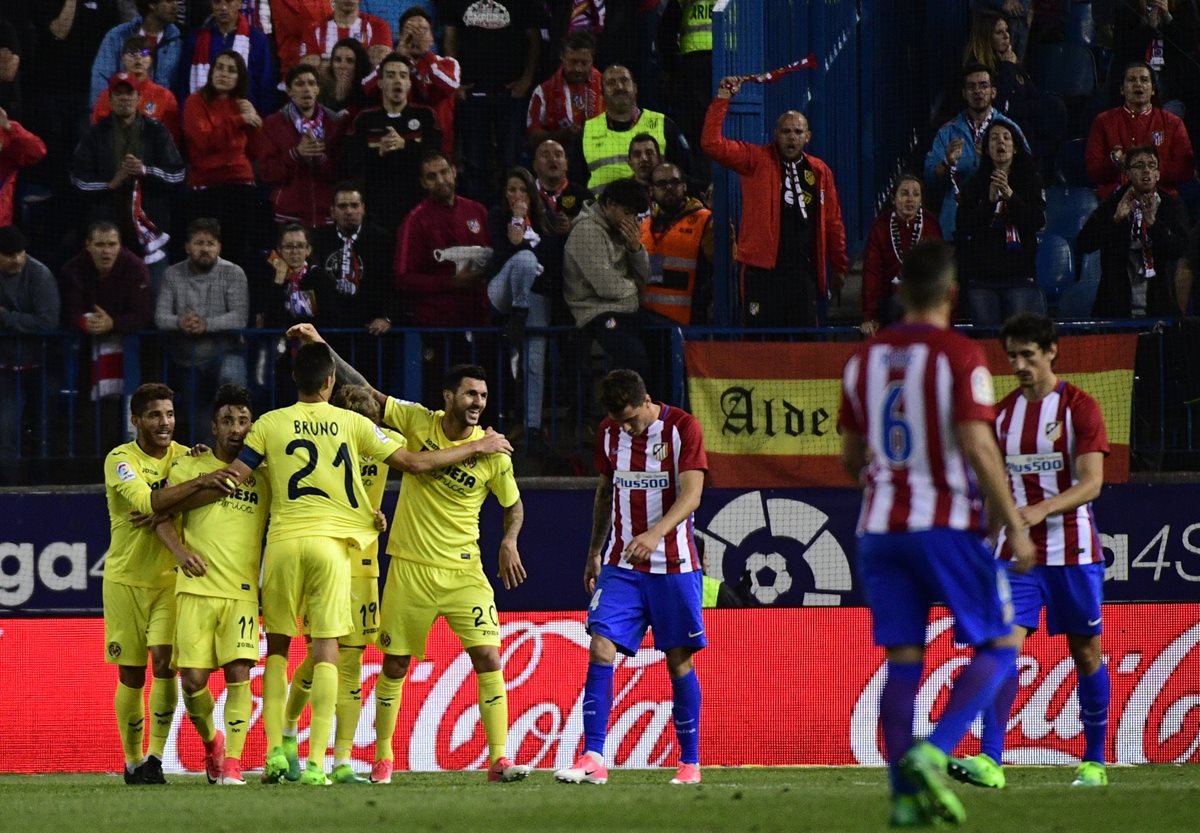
left=154, top=217, right=248, bottom=439
left=563, top=178, right=653, bottom=383
left=0, top=226, right=61, bottom=482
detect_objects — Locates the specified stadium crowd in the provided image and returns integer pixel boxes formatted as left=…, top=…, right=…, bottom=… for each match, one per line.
left=1, top=0, right=1200, bottom=477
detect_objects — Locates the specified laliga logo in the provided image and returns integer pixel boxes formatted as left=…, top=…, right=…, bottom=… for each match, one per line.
left=695, top=492, right=853, bottom=605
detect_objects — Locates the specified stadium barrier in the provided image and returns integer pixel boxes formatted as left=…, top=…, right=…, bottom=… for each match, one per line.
left=4, top=320, right=1200, bottom=482
left=2, top=606, right=1197, bottom=774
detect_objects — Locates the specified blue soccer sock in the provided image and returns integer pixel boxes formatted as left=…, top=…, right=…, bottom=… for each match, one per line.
left=1077, top=664, right=1110, bottom=764
left=671, top=669, right=702, bottom=765
left=981, top=663, right=1020, bottom=762
left=928, top=646, right=1017, bottom=755
left=582, top=662, right=615, bottom=760
left=880, top=660, right=923, bottom=795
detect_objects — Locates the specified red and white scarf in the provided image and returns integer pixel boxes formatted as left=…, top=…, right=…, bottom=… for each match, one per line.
left=91, top=336, right=124, bottom=401
left=287, top=101, right=326, bottom=143
left=131, top=181, right=170, bottom=264
left=1131, top=198, right=1156, bottom=278
left=189, top=14, right=252, bottom=94
left=284, top=265, right=316, bottom=318
left=888, top=210, right=923, bottom=282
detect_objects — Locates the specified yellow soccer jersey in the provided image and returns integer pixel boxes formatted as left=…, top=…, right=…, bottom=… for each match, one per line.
left=383, top=397, right=520, bottom=569
left=240, top=400, right=402, bottom=549
left=171, top=451, right=271, bottom=602
left=353, top=425, right=402, bottom=578
left=102, top=440, right=191, bottom=588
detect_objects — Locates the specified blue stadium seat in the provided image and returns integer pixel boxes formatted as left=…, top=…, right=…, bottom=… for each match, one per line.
left=1037, top=233, right=1074, bottom=303
left=1056, top=138, right=1090, bottom=186
left=1057, top=280, right=1098, bottom=320
left=1029, top=43, right=1097, bottom=98
left=1066, top=2, right=1096, bottom=45
left=1078, top=250, right=1101, bottom=284
left=1043, top=186, right=1098, bottom=241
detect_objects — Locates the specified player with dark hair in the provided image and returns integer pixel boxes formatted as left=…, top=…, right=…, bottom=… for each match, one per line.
left=555, top=368, right=708, bottom=786
left=949, top=313, right=1111, bottom=790
left=211, top=341, right=512, bottom=785
left=284, top=323, right=531, bottom=785
left=281, top=383, right=400, bottom=784
left=101, top=382, right=239, bottom=784
left=839, top=240, right=1034, bottom=825
left=153, top=384, right=268, bottom=786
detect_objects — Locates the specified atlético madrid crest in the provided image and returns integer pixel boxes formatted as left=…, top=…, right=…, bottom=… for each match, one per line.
left=1044, top=420, right=1062, bottom=442
left=467, top=219, right=480, bottom=233
left=652, top=442, right=667, bottom=461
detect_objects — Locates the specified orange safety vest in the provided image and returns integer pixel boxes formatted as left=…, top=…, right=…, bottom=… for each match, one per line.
left=639, top=204, right=711, bottom=325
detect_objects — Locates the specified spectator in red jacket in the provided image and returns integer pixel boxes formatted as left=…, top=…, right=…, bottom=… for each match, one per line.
left=526, top=31, right=603, bottom=152
left=397, top=7, right=460, bottom=156
left=268, top=0, right=331, bottom=73
left=702, top=77, right=849, bottom=327
left=1086, top=61, right=1194, bottom=200
left=93, top=36, right=181, bottom=143
left=0, top=105, right=46, bottom=227
left=61, top=220, right=153, bottom=410
left=258, top=64, right=348, bottom=228
left=183, top=49, right=264, bottom=269
left=861, top=175, right=942, bottom=335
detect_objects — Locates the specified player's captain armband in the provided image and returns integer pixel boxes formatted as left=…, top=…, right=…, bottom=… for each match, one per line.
left=970, top=366, right=995, bottom=406
left=1005, top=452, right=1066, bottom=475
left=614, top=470, right=672, bottom=490
left=116, top=461, right=137, bottom=482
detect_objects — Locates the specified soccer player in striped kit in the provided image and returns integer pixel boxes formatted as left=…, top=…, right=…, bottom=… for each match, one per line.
left=950, top=313, right=1111, bottom=790
left=555, top=369, right=708, bottom=787
left=839, top=240, right=1034, bottom=826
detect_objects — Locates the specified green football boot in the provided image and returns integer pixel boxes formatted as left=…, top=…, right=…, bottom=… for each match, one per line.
left=948, top=753, right=1006, bottom=789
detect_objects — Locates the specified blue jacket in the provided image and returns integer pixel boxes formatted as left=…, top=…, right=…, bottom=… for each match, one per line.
left=178, top=18, right=279, bottom=118
left=923, top=109, right=1029, bottom=240
left=89, top=17, right=184, bottom=108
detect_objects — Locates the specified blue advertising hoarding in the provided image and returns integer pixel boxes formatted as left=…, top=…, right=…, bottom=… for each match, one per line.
left=2, top=484, right=1198, bottom=615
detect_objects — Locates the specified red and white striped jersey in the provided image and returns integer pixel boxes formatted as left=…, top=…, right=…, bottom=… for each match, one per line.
left=301, top=13, right=393, bottom=61
left=839, top=325, right=996, bottom=535
left=594, top=403, right=708, bottom=574
left=994, top=381, right=1108, bottom=565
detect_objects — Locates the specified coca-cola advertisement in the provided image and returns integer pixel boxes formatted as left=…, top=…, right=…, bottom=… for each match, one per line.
left=1, top=606, right=1197, bottom=773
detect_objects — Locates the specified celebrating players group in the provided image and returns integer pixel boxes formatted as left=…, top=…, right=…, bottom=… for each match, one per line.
left=101, top=322, right=711, bottom=789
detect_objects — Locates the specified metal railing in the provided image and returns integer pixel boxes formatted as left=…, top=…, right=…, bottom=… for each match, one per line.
left=3, top=319, right=1199, bottom=483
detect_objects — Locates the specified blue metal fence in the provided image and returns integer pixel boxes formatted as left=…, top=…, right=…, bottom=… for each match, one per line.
left=4, top=321, right=1200, bottom=484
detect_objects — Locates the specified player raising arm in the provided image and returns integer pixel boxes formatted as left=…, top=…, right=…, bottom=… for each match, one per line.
left=286, top=323, right=531, bottom=785
left=154, top=385, right=270, bottom=786
left=838, top=240, right=1034, bottom=826
left=555, top=369, right=708, bottom=787
left=950, top=314, right=1111, bottom=791
left=217, top=342, right=512, bottom=786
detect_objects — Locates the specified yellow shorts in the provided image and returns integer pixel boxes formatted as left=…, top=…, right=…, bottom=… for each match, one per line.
left=103, top=579, right=176, bottom=666
left=174, top=593, right=260, bottom=670
left=262, top=537, right=352, bottom=639
left=302, top=575, right=380, bottom=647
left=378, top=558, right=500, bottom=659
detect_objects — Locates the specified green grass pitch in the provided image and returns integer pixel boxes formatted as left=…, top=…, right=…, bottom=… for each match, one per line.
left=2, top=766, right=1198, bottom=832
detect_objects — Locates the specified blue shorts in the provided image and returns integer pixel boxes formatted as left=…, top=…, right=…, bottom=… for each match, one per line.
left=1006, top=561, right=1104, bottom=636
left=586, top=566, right=707, bottom=656
left=857, top=529, right=1013, bottom=648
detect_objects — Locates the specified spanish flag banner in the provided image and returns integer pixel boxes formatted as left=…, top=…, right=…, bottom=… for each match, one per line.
left=685, top=334, right=1136, bottom=488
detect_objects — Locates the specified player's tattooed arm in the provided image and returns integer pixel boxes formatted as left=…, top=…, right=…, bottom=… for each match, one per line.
left=286, top=322, right=384, bottom=406
left=585, top=476, right=614, bottom=594
left=498, top=499, right=527, bottom=590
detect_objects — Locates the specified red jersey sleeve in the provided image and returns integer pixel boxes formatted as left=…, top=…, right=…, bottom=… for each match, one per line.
left=593, top=422, right=614, bottom=477
left=1068, top=386, right=1110, bottom=456
left=674, top=411, right=708, bottom=473
left=950, top=338, right=996, bottom=424
left=363, top=14, right=393, bottom=48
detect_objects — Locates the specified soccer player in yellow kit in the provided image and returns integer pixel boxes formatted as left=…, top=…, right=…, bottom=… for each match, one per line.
left=286, top=324, right=530, bottom=786
left=154, top=385, right=270, bottom=786
left=222, top=342, right=513, bottom=785
left=282, top=384, right=400, bottom=784
left=102, top=383, right=238, bottom=784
